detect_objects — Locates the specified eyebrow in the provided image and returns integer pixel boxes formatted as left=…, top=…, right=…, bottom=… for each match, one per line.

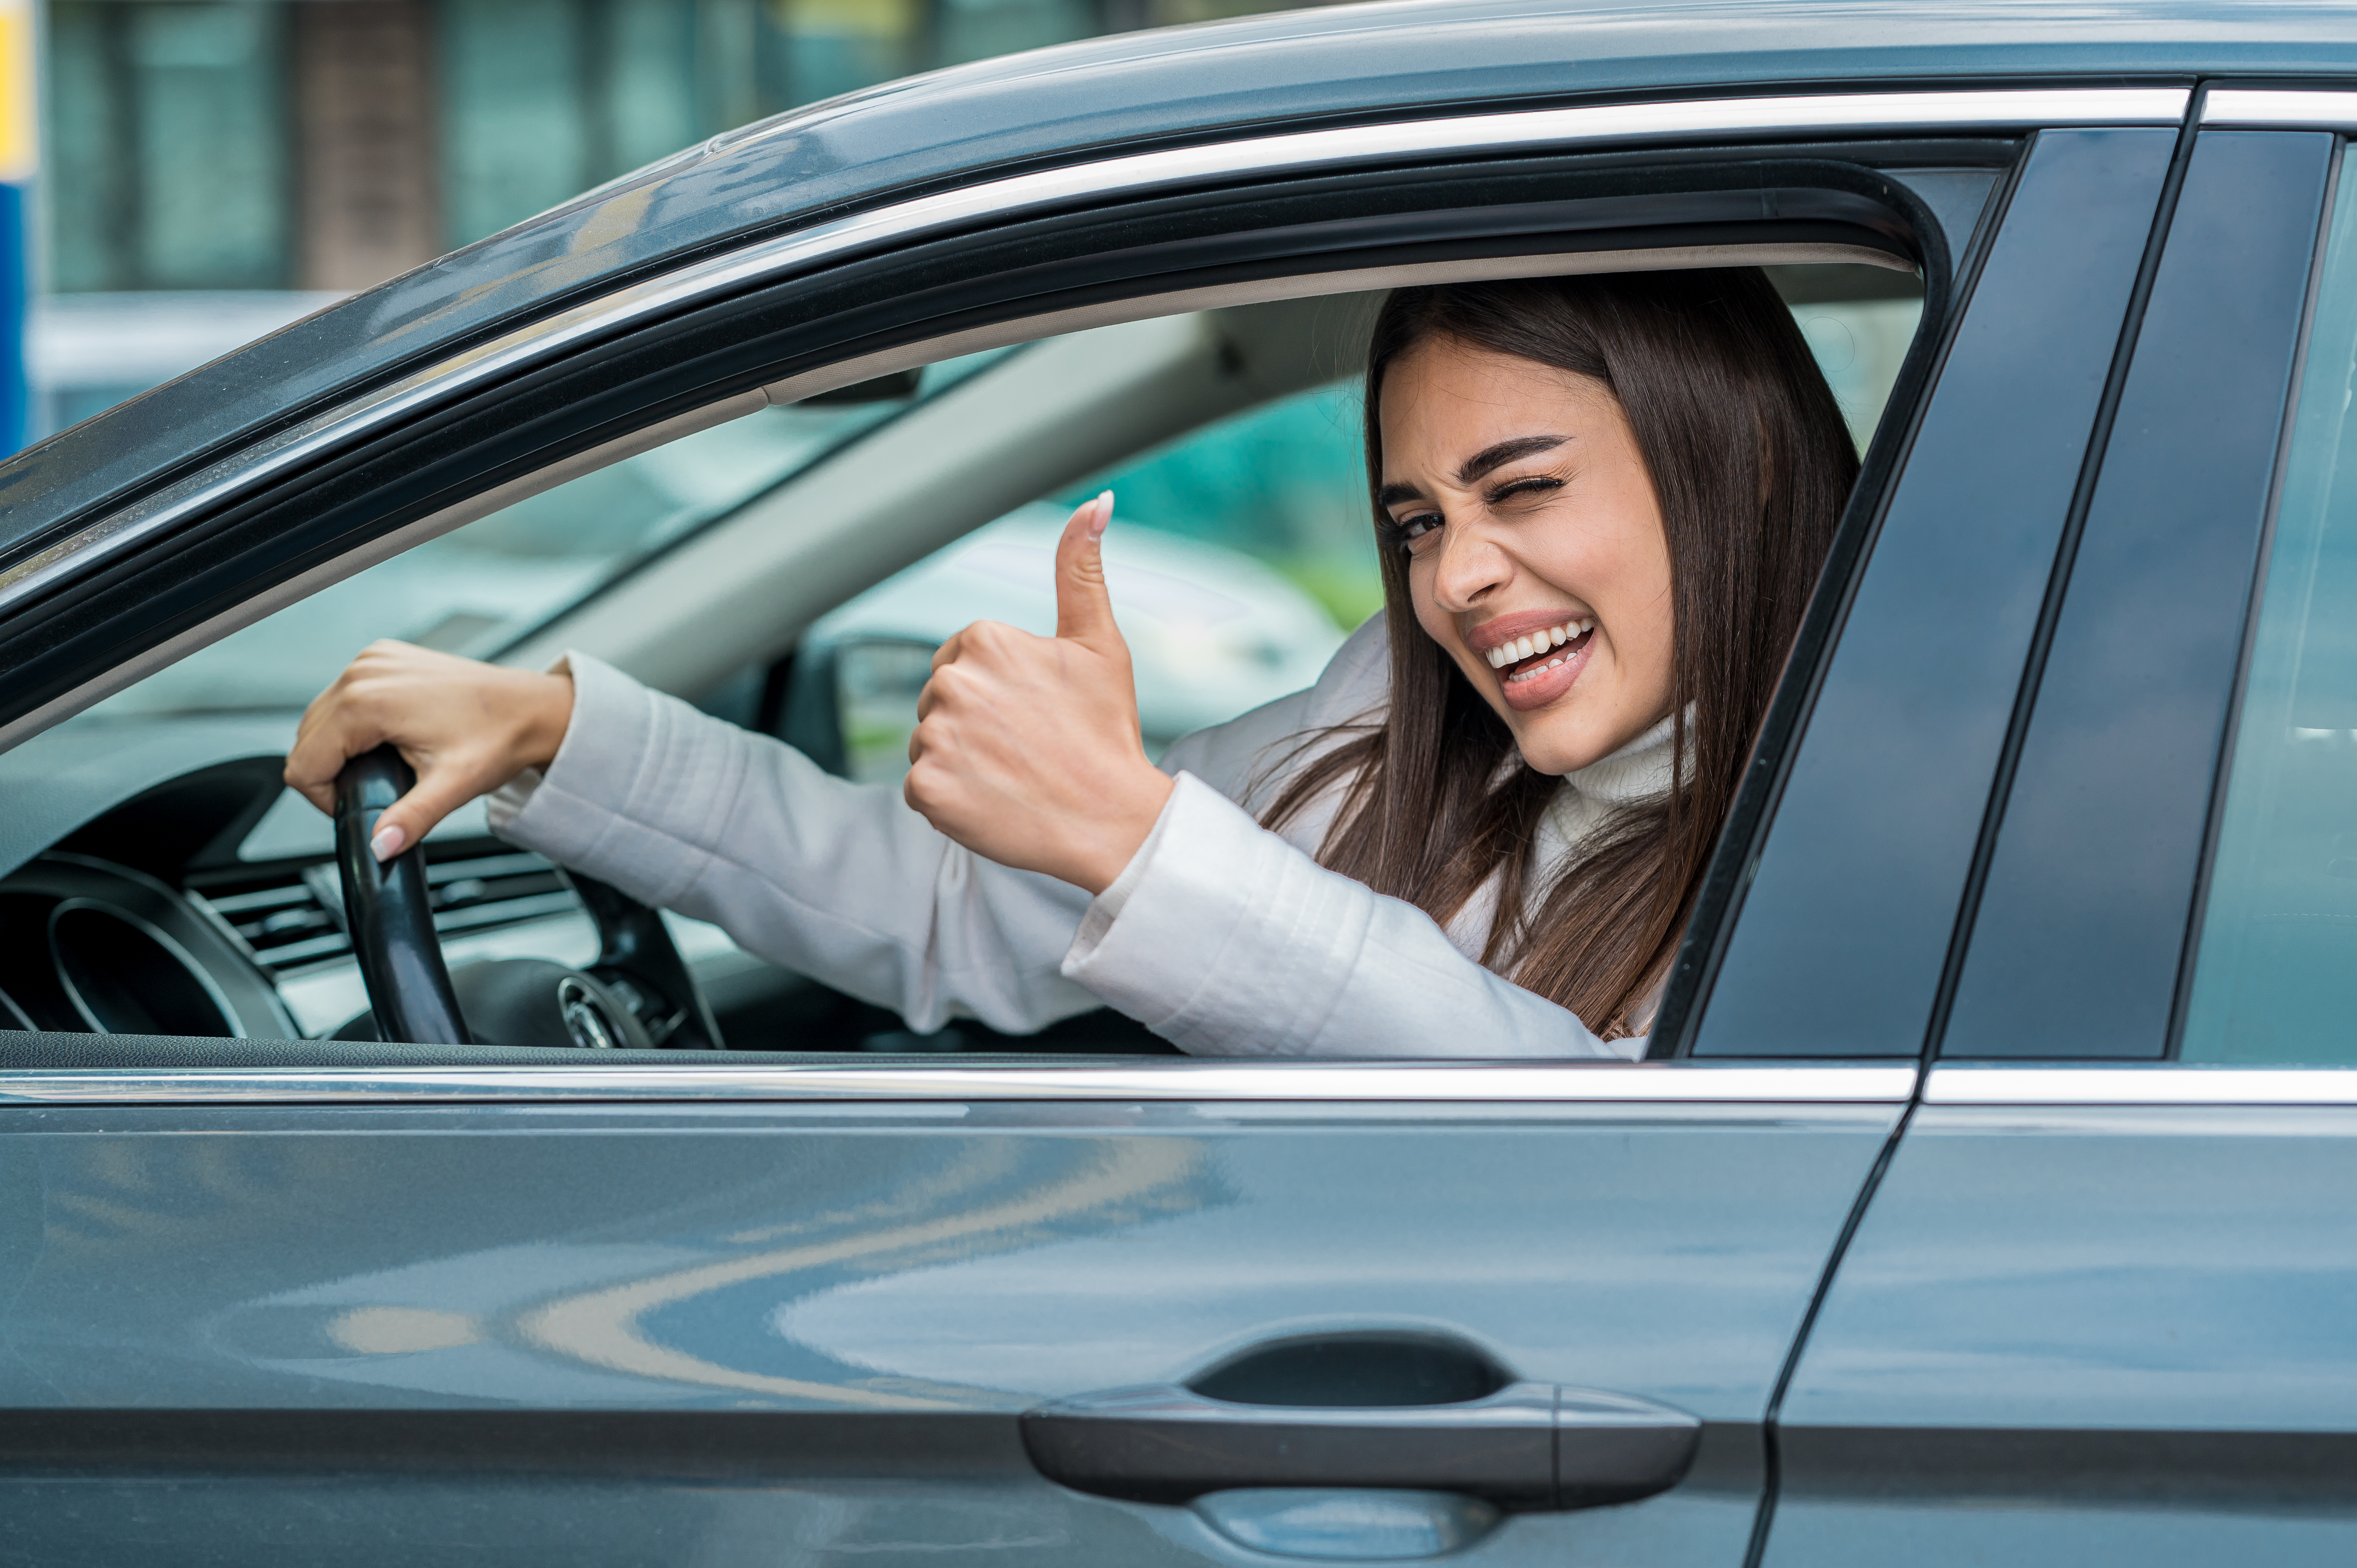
left=1376, top=434, right=1571, bottom=510
left=1457, top=434, right=1568, bottom=486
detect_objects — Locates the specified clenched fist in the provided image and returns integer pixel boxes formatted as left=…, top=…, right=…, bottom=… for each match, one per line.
left=903, top=493, right=1175, bottom=894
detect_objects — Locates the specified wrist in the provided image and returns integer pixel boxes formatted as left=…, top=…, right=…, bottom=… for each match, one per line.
left=514, top=669, right=575, bottom=770
left=1070, top=765, right=1174, bottom=896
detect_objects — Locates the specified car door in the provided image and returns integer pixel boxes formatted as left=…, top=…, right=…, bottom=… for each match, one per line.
left=0, top=104, right=2174, bottom=1568
left=1763, top=99, right=2357, bottom=1567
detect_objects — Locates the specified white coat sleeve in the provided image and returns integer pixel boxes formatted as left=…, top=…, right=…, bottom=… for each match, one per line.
left=487, top=651, right=1102, bottom=1034
left=1062, top=773, right=1638, bottom=1060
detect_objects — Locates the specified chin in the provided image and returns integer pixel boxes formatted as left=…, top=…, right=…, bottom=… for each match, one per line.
left=1508, top=719, right=1615, bottom=778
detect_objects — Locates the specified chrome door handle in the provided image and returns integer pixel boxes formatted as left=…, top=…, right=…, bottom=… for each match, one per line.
left=1020, top=1381, right=1699, bottom=1509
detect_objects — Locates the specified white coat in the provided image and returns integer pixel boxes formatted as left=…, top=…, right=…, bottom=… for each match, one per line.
left=490, top=615, right=1670, bottom=1059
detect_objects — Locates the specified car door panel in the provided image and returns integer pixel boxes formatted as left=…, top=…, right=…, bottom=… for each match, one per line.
left=1766, top=1079, right=2357, bottom=1568
left=1765, top=127, right=2353, bottom=1567
left=0, top=1082, right=1901, bottom=1564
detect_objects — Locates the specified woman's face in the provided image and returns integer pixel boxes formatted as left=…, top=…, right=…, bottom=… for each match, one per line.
left=1378, top=335, right=1675, bottom=776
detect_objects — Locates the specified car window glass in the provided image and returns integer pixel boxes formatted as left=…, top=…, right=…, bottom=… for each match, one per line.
left=77, top=349, right=1011, bottom=722
left=2181, top=161, right=2357, bottom=1064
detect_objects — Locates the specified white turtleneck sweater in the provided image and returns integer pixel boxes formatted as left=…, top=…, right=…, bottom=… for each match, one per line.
left=490, top=614, right=1668, bottom=1059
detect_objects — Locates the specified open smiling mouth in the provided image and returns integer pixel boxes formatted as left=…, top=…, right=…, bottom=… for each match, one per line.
left=1485, top=617, right=1595, bottom=685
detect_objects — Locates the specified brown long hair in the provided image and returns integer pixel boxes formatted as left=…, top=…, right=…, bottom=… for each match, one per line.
left=1266, top=270, right=1858, bottom=1036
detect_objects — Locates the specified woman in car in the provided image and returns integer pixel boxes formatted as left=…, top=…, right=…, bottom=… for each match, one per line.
left=286, top=270, right=1857, bottom=1058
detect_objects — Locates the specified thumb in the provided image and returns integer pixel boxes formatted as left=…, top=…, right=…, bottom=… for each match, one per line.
left=1054, top=492, right=1125, bottom=651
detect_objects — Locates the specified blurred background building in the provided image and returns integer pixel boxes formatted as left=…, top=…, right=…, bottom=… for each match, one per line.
left=28, top=0, right=1335, bottom=436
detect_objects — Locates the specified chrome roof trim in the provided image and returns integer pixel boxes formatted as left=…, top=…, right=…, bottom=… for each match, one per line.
left=1927, top=1064, right=2357, bottom=1106
left=2201, top=88, right=2357, bottom=129
left=0, top=86, right=2182, bottom=621
left=0, top=1061, right=1917, bottom=1106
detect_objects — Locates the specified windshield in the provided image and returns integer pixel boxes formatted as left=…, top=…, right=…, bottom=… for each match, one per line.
left=82, top=351, right=1011, bottom=720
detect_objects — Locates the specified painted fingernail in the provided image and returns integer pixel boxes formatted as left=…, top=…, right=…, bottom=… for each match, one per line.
left=370, top=824, right=406, bottom=862
left=1091, top=491, right=1113, bottom=537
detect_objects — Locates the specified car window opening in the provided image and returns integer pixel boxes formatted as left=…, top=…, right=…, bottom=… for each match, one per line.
left=0, top=256, right=1926, bottom=1062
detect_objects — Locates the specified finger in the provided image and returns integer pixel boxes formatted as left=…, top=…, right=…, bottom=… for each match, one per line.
left=930, top=627, right=967, bottom=674
left=903, top=756, right=942, bottom=821
left=1053, top=492, right=1124, bottom=650
left=365, top=764, right=485, bottom=863
left=283, top=704, right=379, bottom=815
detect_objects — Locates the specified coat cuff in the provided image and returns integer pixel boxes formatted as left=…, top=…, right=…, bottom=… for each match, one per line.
left=486, top=651, right=751, bottom=908
left=1061, top=772, right=1362, bottom=1054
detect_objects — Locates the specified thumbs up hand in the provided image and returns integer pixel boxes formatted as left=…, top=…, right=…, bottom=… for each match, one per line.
left=903, top=493, right=1176, bottom=894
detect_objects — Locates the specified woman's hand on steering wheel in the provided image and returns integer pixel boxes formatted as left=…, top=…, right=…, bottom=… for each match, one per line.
left=285, top=641, right=575, bottom=859
left=903, top=493, right=1176, bottom=895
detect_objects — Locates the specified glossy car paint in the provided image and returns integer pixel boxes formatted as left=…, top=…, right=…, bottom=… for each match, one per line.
left=0, top=1094, right=1898, bottom=1563
left=1690, top=129, right=2173, bottom=1057
left=1768, top=1072, right=2357, bottom=1567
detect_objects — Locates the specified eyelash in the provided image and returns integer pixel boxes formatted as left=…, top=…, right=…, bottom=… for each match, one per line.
left=1490, top=476, right=1563, bottom=504
left=1381, top=476, right=1565, bottom=552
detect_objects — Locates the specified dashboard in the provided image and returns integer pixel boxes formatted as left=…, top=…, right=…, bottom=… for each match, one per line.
left=0, top=749, right=1166, bottom=1053
left=0, top=749, right=812, bottom=1047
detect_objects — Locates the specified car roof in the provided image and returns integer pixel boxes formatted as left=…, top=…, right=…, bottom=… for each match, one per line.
left=2, top=0, right=2345, bottom=557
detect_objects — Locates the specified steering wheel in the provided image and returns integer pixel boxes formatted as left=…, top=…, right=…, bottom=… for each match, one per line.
left=333, top=745, right=724, bottom=1050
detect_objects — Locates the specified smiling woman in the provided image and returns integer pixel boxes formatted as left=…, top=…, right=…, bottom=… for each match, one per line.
left=286, top=267, right=1862, bottom=1058
left=1270, top=272, right=1858, bottom=1037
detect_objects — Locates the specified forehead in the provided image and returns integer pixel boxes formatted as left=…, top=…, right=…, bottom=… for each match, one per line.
left=1376, top=338, right=1619, bottom=464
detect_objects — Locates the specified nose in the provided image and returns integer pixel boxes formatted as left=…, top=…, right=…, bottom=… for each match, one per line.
left=1428, top=514, right=1511, bottom=613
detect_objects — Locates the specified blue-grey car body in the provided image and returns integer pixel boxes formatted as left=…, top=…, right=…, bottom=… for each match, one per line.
left=0, top=1, right=2355, bottom=1564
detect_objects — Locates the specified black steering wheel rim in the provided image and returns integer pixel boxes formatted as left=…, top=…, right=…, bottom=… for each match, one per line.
left=332, top=745, right=724, bottom=1049
left=334, top=745, right=470, bottom=1044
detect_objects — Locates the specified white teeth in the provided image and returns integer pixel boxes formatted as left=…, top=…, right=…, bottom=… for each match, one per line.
left=1485, top=619, right=1594, bottom=673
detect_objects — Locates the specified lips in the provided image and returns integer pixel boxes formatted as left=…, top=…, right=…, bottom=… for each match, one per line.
left=1468, top=613, right=1597, bottom=713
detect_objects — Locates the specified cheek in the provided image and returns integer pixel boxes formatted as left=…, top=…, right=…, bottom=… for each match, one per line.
left=1596, top=541, right=1677, bottom=696
left=1406, top=559, right=1453, bottom=648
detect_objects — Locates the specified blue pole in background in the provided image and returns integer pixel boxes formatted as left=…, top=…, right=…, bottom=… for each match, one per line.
left=0, top=0, right=30, bottom=456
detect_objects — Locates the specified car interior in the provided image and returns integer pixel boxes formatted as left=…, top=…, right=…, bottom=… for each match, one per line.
left=0, top=250, right=1927, bottom=1060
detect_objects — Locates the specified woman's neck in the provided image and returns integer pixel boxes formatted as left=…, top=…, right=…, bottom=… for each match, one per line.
left=1561, top=712, right=1679, bottom=805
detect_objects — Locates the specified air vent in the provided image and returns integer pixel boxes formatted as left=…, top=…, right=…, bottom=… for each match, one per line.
left=191, top=850, right=579, bottom=975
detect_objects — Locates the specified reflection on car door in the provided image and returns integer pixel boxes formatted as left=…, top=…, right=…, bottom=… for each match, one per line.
left=1766, top=129, right=2357, bottom=1568
left=0, top=1068, right=1893, bottom=1565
